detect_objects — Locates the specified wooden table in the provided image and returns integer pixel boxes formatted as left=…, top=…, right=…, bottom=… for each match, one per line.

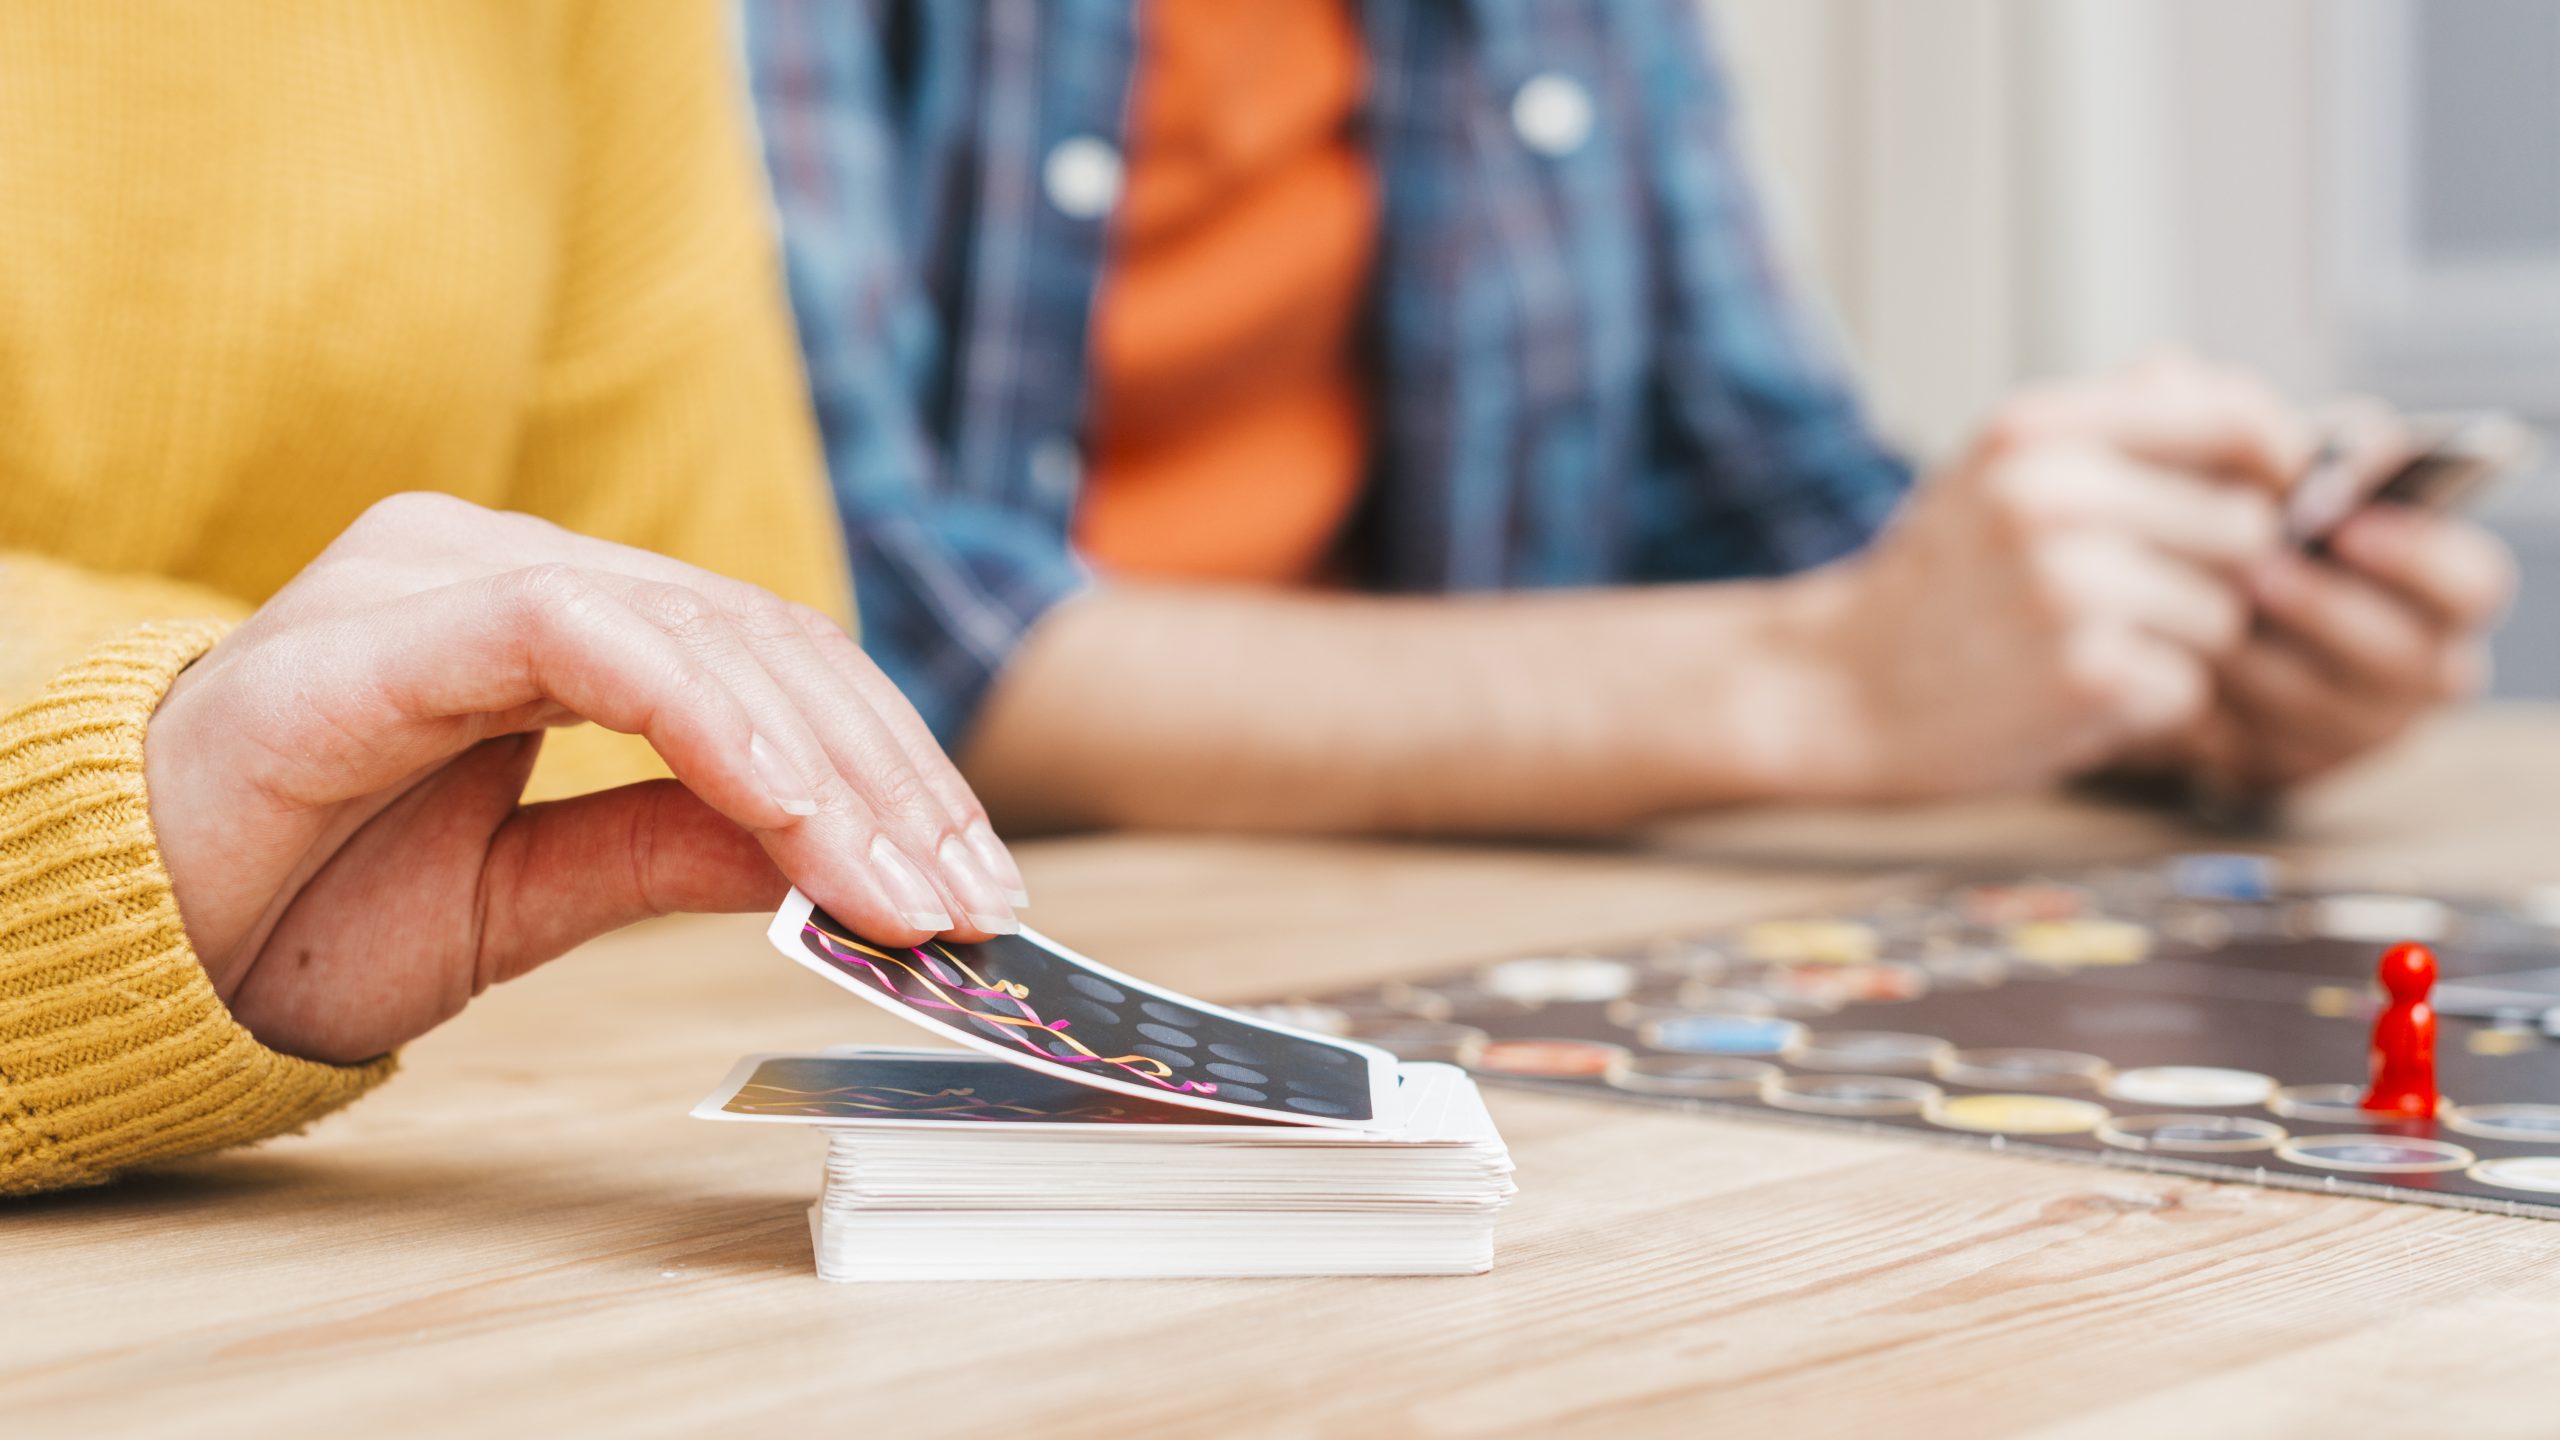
left=15, top=707, right=2560, bottom=1439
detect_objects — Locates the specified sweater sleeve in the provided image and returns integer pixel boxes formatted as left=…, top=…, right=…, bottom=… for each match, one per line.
left=0, top=619, right=394, bottom=1196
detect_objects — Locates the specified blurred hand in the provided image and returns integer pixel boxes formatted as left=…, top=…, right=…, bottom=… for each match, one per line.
left=144, top=493, right=1028, bottom=1064
left=2187, top=502, right=2513, bottom=790
left=1801, top=355, right=2305, bottom=798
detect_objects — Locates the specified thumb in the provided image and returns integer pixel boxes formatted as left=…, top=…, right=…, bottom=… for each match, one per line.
left=476, top=778, right=787, bottom=987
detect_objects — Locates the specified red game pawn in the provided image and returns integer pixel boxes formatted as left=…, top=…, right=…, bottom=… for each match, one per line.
left=2361, top=941, right=2439, bottom=1117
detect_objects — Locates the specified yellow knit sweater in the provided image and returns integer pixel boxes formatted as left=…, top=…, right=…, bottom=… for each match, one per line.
left=0, top=3, right=852, bottom=1195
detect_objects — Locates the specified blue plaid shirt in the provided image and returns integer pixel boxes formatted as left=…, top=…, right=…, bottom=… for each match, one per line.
left=746, top=0, right=1912, bottom=745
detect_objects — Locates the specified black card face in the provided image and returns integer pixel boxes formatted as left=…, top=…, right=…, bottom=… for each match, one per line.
left=715, top=1054, right=1289, bottom=1126
left=769, top=896, right=1391, bottom=1126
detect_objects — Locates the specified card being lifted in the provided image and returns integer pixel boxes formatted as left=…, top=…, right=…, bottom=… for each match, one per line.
left=767, top=890, right=1400, bottom=1128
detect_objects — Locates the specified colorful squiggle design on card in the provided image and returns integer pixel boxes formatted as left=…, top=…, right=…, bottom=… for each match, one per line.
left=800, top=923, right=1219, bottom=1096
left=726, top=1080, right=1182, bottom=1123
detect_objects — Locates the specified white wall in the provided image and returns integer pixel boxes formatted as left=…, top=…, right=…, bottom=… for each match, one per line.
left=1707, top=0, right=2335, bottom=460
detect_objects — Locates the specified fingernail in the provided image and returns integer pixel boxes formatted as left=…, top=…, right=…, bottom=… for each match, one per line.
left=868, top=836, right=952, bottom=931
left=964, top=820, right=1032, bottom=907
left=938, top=835, right=1021, bottom=935
left=750, top=733, right=819, bottom=818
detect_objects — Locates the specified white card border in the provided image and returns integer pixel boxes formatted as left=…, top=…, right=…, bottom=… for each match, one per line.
left=766, top=891, right=1402, bottom=1130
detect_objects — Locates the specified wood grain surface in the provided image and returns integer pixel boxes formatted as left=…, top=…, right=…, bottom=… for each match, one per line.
left=12, top=707, right=2560, bottom=1439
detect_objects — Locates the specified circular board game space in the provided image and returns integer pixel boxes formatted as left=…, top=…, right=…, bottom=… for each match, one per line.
left=1682, top=979, right=1832, bottom=1018
left=2275, top=1134, right=2475, bottom=1175
left=2310, top=893, right=2452, bottom=943
left=1927, top=1094, right=2111, bottom=1136
left=1605, top=1054, right=1778, bottom=1099
left=1740, top=918, right=1878, bottom=965
left=2104, top=1065, right=2278, bottom=1108
left=2447, top=1103, right=2560, bottom=1143
left=1607, top=1000, right=1712, bottom=1033
left=1761, top=1073, right=1940, bottom=1117
left=1786, top=1030, right=1953, bottom=1074
left=1758, top=959, right=1928, bottom=1008
left=1635, top=940, right=1727, bottom=985
left=2096, top=1114, right=2288, bottom=1154
left=2468, top=1156, right=2560, bottom=1194
left=1916, top=947, right=2010, bottom=989
left=1470, top=1037, right=1625, bottom=1079
left=1935, top=1047, right=2111, bottom=1092
left=2003, top=918, right=2153, bottom=968
left=1641, top=1012, right=1804, bottom=1057
left=1961, top=882, right=2087, bottom=925
left=1478, top=955, right=1636, bottom=1004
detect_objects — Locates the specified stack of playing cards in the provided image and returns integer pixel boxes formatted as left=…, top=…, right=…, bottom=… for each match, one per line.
left=695, top=894, right=1516, bottom=1283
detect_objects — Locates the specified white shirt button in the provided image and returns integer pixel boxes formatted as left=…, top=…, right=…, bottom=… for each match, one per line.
left=1042, top=136, right=1123, bottom=220
left=1511, top=73, right=1594, bottom=157
left=1028, top=435, right=1084, bottom=500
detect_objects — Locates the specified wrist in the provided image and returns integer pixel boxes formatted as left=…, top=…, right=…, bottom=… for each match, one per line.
left=140, top=640, right=246, bottom=990
left=1634, top=565, right=1892, bottom=809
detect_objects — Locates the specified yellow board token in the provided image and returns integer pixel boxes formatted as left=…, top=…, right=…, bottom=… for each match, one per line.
left=1741, top=919, right=1878, bottom=965
left=1927, top=1093, right=2111, bottom=1135
left=2467, top=1029, right=2538, bottom=1058
left=2004, top=919, right=2152, bottom=967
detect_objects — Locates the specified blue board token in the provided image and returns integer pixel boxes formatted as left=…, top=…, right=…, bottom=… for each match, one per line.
left=1640, top=1012, right=1804, bottom=1056
left=2168, top=851, right=2276, bottom=902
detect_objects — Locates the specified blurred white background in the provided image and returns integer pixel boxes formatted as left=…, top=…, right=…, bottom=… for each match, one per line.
left=1710, top=0, right=2559, bottom=695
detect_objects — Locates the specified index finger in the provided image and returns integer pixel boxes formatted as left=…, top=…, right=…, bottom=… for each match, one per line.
left=2008, top=445, right=2282, bottom=572
left=1995, top=363, right=2315, bottom=492
left=788, top=605, right=1030, bottom=904
left=335, top=567, right=952, bottom=950
left=2325, top=505, right=2517, bottom=630
left=365, top=511, right=1019, bottom=895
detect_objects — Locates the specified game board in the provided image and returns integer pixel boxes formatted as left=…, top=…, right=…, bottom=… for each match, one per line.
left=1262, top=855, right=2560, bottom=1219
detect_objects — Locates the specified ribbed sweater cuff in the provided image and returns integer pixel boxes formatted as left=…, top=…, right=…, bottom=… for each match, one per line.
left=0, top=621, right=395, bottom=1196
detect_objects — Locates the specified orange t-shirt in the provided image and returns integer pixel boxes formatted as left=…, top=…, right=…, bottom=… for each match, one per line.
left=1074, top=0, right=1376, bottom=584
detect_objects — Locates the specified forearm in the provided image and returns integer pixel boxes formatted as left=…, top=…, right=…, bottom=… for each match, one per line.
left=963, top=575, right=1871, bottom=836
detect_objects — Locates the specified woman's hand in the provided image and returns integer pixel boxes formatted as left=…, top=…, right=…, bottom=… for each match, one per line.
left=144, top=493, right=1027, bottom=1064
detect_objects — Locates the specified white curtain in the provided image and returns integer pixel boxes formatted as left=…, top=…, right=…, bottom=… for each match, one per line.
left=1708, top=0, right=2335, bottom=460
